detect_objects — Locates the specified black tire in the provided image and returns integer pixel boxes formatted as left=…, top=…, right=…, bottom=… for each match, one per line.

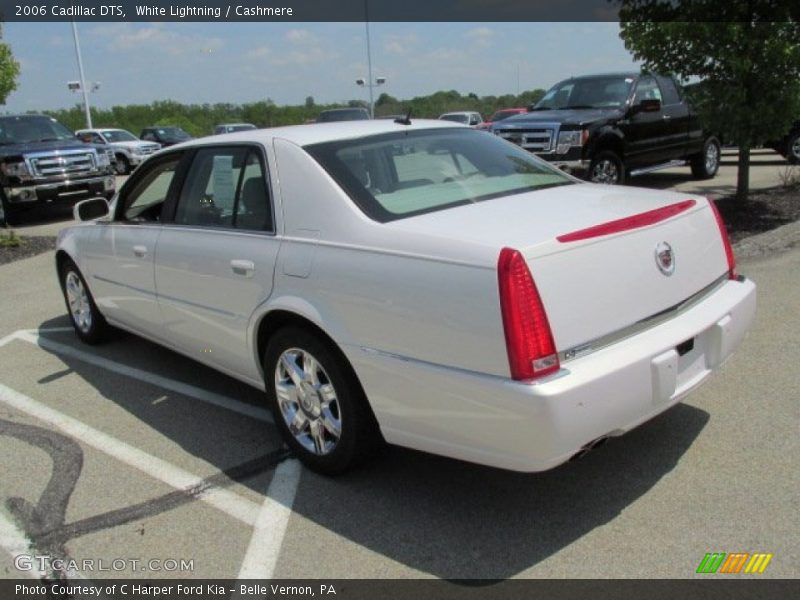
left=690, top=136, right=721, bottom=179
left=114, top=154, right=130, bottom=175
left=588, top=150, right=625, bottom=185
left=786, top=131, right=800, bottom=165
left=264, top=326, right=382, bottom=475
left=58, top=258, right=110, bottom=344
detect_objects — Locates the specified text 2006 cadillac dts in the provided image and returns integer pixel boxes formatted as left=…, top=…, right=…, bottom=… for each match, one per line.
left=55, top=120, right=756, bottom=475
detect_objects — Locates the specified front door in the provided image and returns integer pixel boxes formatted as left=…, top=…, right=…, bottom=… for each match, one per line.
left=90, top=153, right=183, bottom=338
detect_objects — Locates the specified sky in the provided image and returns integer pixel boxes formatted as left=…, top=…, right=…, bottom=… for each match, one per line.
left=2, top=22, right=640, bottom=112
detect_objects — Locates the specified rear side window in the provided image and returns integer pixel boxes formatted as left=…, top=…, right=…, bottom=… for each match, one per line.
left=656, top=76, right=682, bottom=105
left=305, top=128, right=573, bottom=222
left=174, top=146, right=272, bottom=232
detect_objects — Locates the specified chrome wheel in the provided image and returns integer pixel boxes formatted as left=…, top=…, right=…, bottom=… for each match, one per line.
left=790, top=135, right=800, bottom=162
left=705, top=142, right=720, bottom=173
left=65, top=271, right=92, bottom=333
left=590, top=159, right=620, bottom=184
left=274, top=348, right=342, bottom=456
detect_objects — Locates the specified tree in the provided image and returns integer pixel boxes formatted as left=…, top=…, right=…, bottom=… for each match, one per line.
left=617, top=1, right=800, bottom=200
left=305, top=95, right=315, bottom=108
left=0, top=26, right=21, bottom=105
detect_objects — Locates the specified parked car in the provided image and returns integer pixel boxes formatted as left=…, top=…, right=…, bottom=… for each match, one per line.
left=316, top=108, right=371, bottom=122
left=56, top=120, right=755, bottom=475
left=139, top=126, right=193, bottom=147
left=0, top=114, right=115, bottom=226
left=479, top=107, right=528, bottom=130
left=76, top=128, right=161, bottom=175
left=766, top=120, right=800, bottom=164
left=491, top=72, right=721, bottom=184
left=214, top=123, right=257, bottom=135
left=439, top=111, right=484, bottom=127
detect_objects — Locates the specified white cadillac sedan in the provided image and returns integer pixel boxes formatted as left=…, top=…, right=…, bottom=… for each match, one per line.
left=56, top=119, right=756, bottom=475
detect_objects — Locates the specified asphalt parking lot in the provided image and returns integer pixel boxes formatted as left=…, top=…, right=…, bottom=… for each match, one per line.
left=1, top=152, right=798, bottom=581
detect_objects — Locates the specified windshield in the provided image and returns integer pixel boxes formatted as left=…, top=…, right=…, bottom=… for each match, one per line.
left=220, top=124, right=256, bottom=133
left=439, top=114, right=469, bottom=124
left=157, top=127, right=191, bottom=140
left=490, top=110, right=524, bottom=122
left=534, top=76, right=635, bottom=110
left=305, top=128, right=573, bottom=223
left=317, top=109, right=369, bottom=122
left=0, top=116, right=75, bottom=144
left=101, top=129, right=138, bottom=142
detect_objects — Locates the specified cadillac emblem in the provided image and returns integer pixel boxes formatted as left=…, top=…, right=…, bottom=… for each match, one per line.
left=655, top=242, right=675, bottom=276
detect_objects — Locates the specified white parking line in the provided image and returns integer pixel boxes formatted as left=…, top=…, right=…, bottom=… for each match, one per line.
left=1, top=329, right=300, bottom=578
left=0, top=510, right=45, bottom=579
left=0, top=382, right=263, bottom=527
left=12, top=330, right=273, bottom=423
left=0, top=333, right=18, bottom=348
left=1, top=510, right=110, bottom=594
left=236, top=458, right=301, bottom=580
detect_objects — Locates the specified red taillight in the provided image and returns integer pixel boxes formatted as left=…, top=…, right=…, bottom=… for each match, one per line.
left=497, top=247, right=559, bottom=381
left=708, top=199, right=737, bottom=280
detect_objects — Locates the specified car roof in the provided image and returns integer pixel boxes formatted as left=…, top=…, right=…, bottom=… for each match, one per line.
left=440, top=111, right=479, bottom=116
left=167, top=119, right=464, bottom=149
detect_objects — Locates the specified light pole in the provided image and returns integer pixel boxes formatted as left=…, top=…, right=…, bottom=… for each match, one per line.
left=356, top=76, right=386, bottom=118
left=358, top=0, right=386, bottom=118
left=71, top=21, right=92, bottom=129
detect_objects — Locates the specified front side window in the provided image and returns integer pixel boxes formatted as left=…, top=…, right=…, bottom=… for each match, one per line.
left=120, top=156, right=181, bottom=222
left=306, top=128, right=573, bottom=222
left=174, top=147, right=272, bottom=231
left=633, top=76, right=663, bottom=104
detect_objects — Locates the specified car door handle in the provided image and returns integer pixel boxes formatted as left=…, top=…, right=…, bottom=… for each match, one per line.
left=230, top=259, right=255, bottom=277
left=662, top=115, right=671, bottom=120
left=132, top=245, right=147, bottom=258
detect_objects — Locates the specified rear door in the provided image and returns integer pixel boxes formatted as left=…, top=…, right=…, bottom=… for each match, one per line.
left=626, top=75, right=670, bottom=166
left=153, top=144, right=280, bottom=381
left=656, top=75, right=692, bottom=158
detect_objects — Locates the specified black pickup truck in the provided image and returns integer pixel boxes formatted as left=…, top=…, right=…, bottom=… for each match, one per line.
left=491, top=72, right=720, bottom=185
left=1, top=114, right=117, bottom=225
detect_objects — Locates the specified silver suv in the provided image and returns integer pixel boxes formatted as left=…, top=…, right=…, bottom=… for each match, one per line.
left=76, top=128, right=161, bottom=175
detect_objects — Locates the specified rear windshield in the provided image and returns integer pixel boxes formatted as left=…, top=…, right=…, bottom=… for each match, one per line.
left=305, top=128, right=573, bottom=222
left=439, top=114, right=469, bottom=124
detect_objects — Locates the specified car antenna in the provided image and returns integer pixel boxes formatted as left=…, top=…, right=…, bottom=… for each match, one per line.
left=394, top=109, right=412, bottom=126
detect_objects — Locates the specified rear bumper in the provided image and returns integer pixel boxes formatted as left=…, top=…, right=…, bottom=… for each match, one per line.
left=348, top=276, right=756, bottom=472
left=4, top=175, right=116, bottom=205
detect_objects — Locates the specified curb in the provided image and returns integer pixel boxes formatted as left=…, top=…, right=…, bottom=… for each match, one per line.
left=734, top=219, right=800, bottom=260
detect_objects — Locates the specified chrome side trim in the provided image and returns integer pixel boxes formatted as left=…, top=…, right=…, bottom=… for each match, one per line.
left=560, top=274, right=730, bottom=362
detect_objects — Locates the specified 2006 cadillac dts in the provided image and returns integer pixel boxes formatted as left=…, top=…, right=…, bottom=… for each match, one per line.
left=56, top=120, right=756, bottom=475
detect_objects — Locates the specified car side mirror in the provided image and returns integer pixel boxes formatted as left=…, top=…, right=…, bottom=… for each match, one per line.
left=74, top=197, right=110, bottom=222
left=632, top=98, right=662, bottom=114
